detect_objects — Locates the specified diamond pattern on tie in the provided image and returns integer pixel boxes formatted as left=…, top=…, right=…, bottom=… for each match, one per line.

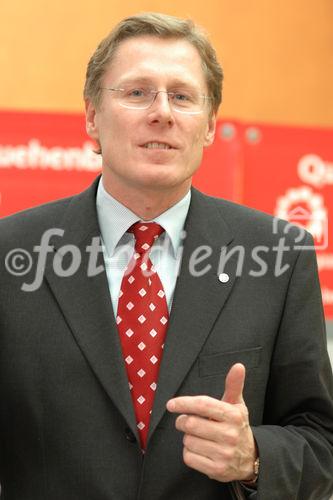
left=117, top=222, right=169, bottom=449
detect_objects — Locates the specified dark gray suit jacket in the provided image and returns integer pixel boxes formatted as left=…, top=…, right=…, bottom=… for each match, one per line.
left=0, top=177, right=332, bottom=499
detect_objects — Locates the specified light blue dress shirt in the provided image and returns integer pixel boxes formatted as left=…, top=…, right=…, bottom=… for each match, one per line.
left=96, top=177, right=191, bottom=315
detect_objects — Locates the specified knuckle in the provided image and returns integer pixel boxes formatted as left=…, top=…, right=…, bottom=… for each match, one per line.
left=213, top=461, right=226, bottom=478
left=185, top=416, right=197, bottom=433
left=183, top=433, right=191, bottom=447
left=233, top=411, right=243, bottom=426
left=221, top=447, right=233, bottom=462
left=226, top=429, right=239, bottom=446
left=197, top=396, right=209, bottom=412
left=183, top=447, right=192, bottom=466
left=243, top=406, right=249, bottom=419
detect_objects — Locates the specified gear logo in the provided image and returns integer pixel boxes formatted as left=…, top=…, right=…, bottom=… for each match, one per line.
left=275, top=186, right=328, bottom=250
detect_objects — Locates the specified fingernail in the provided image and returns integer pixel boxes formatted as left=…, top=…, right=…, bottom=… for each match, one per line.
left=167, top=400, right=175, bottom=410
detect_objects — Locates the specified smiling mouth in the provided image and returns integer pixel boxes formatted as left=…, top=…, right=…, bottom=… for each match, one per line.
left=141, top=142, right=174, bottom=150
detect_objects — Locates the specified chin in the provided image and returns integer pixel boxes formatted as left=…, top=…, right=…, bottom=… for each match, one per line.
left=139, top=165, right=175, bottom=181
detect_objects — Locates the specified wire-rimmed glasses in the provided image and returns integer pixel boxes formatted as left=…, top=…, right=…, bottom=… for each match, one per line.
left=100, top=84, right=211, bottom=115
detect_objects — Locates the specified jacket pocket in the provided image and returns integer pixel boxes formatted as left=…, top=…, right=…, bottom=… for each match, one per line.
left=199, top=346, right=262, bottom=378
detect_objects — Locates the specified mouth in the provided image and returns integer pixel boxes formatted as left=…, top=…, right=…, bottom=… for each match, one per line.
left=140, top=141, right=176, bottom=150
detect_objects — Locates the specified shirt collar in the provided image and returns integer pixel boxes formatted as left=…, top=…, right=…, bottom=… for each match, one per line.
left=96, top=177, right=191, bottom=257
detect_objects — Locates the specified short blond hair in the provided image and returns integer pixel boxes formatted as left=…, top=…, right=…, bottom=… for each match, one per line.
left=84, top=12, right=223, bottom=115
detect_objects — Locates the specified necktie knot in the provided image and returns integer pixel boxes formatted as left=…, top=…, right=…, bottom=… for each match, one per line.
left=129, top=222, right=164, bottom=254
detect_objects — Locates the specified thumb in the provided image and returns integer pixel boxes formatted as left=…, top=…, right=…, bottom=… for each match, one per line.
left=222, top=363, right=246, bottom=405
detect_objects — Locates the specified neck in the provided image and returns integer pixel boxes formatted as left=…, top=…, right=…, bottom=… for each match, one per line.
left=101, top=177, right=190, bottom=220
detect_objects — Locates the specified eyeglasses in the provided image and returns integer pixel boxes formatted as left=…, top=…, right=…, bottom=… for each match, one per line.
left=100, top=84, right=211, bottom=115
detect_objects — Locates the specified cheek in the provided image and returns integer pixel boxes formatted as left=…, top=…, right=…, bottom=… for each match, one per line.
left=98, top=118, right=121, bottom=147
left=187, top=119, right=209, bottom=144
left=100, top=115, right=137, bottom=146
left=187, top=129, right=208, bottom=151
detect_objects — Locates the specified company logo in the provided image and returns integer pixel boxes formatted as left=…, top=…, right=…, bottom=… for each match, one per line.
left=275, top=186, right=328, bottom=250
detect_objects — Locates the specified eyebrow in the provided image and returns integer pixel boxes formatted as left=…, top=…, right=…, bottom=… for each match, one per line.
left=116, top=76, right=200, bottom=90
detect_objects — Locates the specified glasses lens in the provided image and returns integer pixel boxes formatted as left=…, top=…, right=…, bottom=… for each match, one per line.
left=117, top=85, right=207, bottom=114
left=120, top=86, right=153, bottom=109
left=170, top=91, right=203, bottom=113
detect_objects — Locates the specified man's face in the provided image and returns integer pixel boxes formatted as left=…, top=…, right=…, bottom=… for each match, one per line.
left=86, top=36, right=216, bottom=197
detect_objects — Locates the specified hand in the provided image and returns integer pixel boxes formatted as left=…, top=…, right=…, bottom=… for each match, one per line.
left=166, top=363, right=257, bottom=482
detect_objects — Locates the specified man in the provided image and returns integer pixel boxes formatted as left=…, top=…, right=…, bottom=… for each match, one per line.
left=0, top=12, right=332, bottom=500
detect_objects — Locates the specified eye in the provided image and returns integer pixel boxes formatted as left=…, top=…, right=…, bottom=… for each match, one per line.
left=174, top=93, right=191, bottom=102
left=126, top=88, right=147, bottom=98
left=171, top=91, right=198, bottom=106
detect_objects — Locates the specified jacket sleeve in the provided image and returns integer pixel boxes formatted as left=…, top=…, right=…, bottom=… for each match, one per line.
left=248, top=232, right=333, bottom=499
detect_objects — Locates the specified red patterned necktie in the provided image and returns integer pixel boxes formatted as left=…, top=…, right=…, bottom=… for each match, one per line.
left=116, top=222, right=169, bottom=449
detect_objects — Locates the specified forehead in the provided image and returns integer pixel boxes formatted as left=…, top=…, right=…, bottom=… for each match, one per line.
left=104, top=36, right=207, bottom=89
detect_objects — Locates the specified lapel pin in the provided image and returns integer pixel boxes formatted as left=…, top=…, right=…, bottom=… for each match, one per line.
left=218, top=273, right=229, bottom=283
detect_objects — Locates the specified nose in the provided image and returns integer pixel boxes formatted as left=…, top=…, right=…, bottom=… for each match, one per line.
left=147, top=91, right=175, bottom=125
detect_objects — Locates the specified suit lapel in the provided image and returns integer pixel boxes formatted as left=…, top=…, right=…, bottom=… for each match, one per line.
left=44, top=177, right=138, bottom=438
left=148, top=189, right=238, bottom=441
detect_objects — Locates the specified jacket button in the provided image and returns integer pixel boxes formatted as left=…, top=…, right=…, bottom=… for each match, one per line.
left=125, top=427, right=136, bottom=443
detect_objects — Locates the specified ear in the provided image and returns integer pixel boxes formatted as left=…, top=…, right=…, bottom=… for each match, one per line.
left=203, top=113, right=217, bottom=147
left=85, top=99, right=99, bottom=140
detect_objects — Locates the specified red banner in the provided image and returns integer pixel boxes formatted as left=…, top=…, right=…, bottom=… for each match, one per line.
left=239, top=121, right=333, bottom=319
left=0, top=111, right=332, bottom=317
left=0, top=111, right=101, bottom=214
